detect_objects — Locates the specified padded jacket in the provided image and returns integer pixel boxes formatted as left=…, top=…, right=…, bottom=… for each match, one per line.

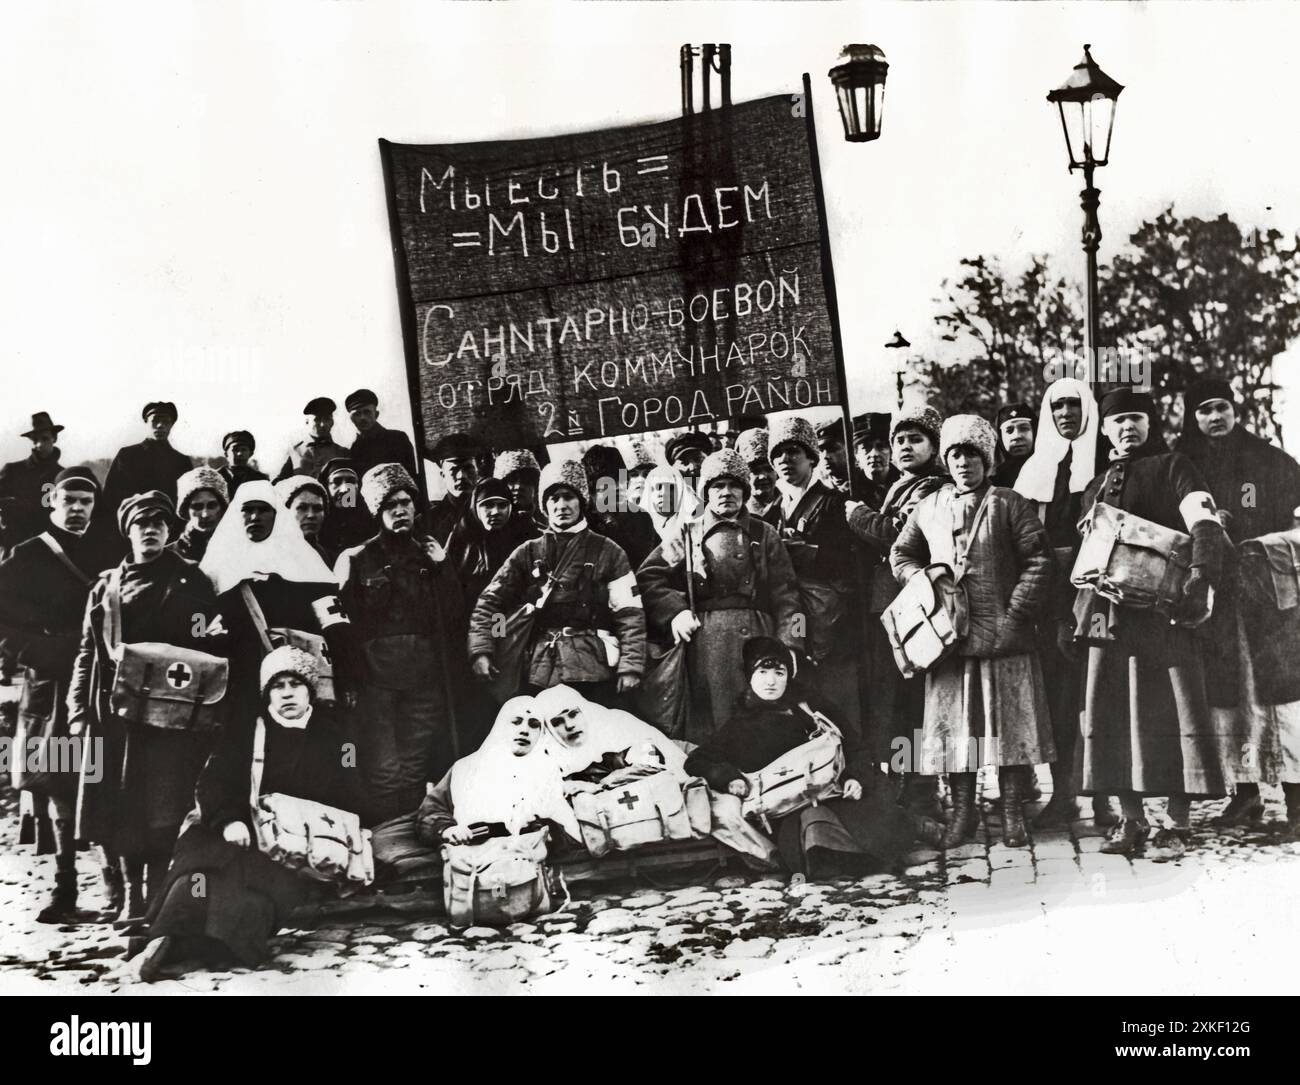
left=890, top=482, right=1051, bottom=659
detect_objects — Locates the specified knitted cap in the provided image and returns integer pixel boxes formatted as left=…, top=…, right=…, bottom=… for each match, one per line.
left=734, top=428, right=769, bottom=468
left=275, top=474, right=327, bottom=508
left=940, top=415, right=998, bottom=470
left=743, top=635, right=796, bottom=678
left=699, top=448, right=752, bottom=497
left=891, top=405, right=942, bottom=445
left=1100, top=388, right=1156, bottom=420
left=53, top=466, right=100, bottom=494
left=259, top=645, right=321, bottom=699
left=493, top=449, right=541, bottom=480
left=1184, top=377, right=1236, bottom=412
left=767, top=416, right=819, bottom=461
left=361, top=463, right=419, bottom=516
left=176, top=467, right=229, bottom=514
left=538, top=459, right=590, bottom=505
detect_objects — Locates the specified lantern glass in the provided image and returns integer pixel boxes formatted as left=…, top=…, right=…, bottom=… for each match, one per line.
left=1047, top=46, right=1123, bottom=170
left=829, top=45, right=888, bottom=143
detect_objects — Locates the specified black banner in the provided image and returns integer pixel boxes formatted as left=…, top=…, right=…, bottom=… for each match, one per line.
left=380, top=93, right=840, bottom=454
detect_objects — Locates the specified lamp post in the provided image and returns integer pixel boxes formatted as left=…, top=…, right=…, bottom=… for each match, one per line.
left=885, top=330, right=911, bottom=409
left=1047, top=45, right=1123, bottom=380
left=829, top=44, right=888, bottom=142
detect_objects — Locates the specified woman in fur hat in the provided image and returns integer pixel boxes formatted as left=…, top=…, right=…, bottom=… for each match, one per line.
left=170, top=466, right=229, bottom=562
left=468, top=459, right=646, bottom=708
left=1064, top=389, right=1230, bottom=857
left=685, top=637, right=942, bottom=879
left=891, top=415, right=1055, bottom=848
left=639, top=449, right=804, bottom=740
left=846, top=405, right=950, bottom=817
left=136, top=646, right=363, bottom=981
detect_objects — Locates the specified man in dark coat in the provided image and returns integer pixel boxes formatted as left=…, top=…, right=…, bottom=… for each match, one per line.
left=764, top=416, right=863, bottom=740
left=422, top=432, right=483, bottom=544
left=0, top=411, right=66, bottom=554
left=219, top=430, right=268, bottom=494
left=1174, top=376, right=1300, bottom=826
left=317, top=457, right=376, bottom=564
left=338, top=464, right=465, bottom=826
left=851, top=413, right=897, bottom=509
left=102, top=402, right=193, bottom=515
left=844, top=405, right=948, bottom=816
left=275, top=396, right=350, bottom=483
left=0, top=467, right=113, bottom=921
left=345, top=388, right=418, bottom=480
left=663, top=431, right=712, bottom=497
left=991, top=402, right=1036, bottom=487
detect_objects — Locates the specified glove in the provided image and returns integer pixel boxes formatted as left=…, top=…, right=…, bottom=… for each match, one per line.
left=1177, top=568, right=1212, bottom=627
left=1055, top=620, right=1080, bottom=662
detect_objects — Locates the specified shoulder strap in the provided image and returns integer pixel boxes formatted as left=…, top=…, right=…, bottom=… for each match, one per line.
left=953, top=489, right=995, bottom=583
left=38, top=532, right=91, bottom=587
left=239, top=582, right=276, bottom=654
left=250, top=718, right=267, bottom=807
left=102, top=567, right=123, bottom=651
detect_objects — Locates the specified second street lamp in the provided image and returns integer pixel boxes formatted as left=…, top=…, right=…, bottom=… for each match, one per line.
left=1047, top=44, right=1124, bottom=381
left=830, top=44, right=888, bottom=143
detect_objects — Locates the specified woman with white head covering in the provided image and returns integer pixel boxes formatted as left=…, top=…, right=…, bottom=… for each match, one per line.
left=200, top=480, right=354, bottom=723
left=415, top=696, right=580, bottom=845
left=534, top=683, right=687, bottom=790
left=641, top=463, right=702, bottom=541
left=1012, top=378, right=1109, bottom=829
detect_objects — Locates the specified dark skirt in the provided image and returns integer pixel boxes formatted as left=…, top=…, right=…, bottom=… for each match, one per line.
left=772, top=778, right=918, bottom=876
left=1081, top=643, right=1228, bottom=797
left=143, top=822, right=319, bottom=967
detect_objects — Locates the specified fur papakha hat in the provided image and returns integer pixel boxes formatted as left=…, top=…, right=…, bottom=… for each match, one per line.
left=734, top=427, right=770, bottom=468
left=623, top=441, right=659, bottom=472
left=538, top=459, right=590, bottom=505
left=259, top=645, right=321, bottom=699
left=891, top=404, right=943, bottom=446
left=767, top=416, right=818, bottom=461
left=940, top=414, right=997, bottom=470
left=274, top=474, right=327, bottom=509
left=699, top=448, right=752, bottom=497
left=493, top=449, right=541, bottom=481
left=360, top=463, right=419, bottom=516
left=176, top=467, right=229, bottom=514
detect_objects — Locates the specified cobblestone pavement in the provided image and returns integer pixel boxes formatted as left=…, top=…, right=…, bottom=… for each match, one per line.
left=3, top=772, right=1299, bottom=996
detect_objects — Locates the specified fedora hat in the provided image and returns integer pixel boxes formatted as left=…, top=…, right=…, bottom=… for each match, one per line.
left=21, top=411, right=64, bottom=439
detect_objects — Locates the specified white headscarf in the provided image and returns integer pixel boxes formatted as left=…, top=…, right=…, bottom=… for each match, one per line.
left=200, top=480, right=335, bottom=594
left=1013, top=377, right=1100, bottom=504
left=642, top=464, right=702, bottom=540
left=535, top=684, right=688, bottom=780
left=450, top=696, right=580, bottom=839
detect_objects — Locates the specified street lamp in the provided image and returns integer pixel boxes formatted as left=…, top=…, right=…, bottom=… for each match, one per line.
left=1047, top=45, right=1124, bottom=379
left=829, top=45, right=888, bottom=142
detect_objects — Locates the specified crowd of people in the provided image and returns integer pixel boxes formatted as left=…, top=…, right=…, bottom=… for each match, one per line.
left=3, top=373, right=1300, bottom=978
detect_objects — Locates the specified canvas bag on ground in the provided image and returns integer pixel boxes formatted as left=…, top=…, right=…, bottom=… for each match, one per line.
left=249, top=719, right=374, bottom=888
left=881, top=490, right=992, bottom=678
left=571, top=770, right=697, bottom=857
left=741, top=706, right=845, bottom=831
left=102, top=568, right=229, bottom=731
left=442, top=828, right=556, bottom=927
left=1071, top=502, right=1195, bottom=615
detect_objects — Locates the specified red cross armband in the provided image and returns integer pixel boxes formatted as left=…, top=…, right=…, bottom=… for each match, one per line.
left=312, top=595, right=350, bottom=629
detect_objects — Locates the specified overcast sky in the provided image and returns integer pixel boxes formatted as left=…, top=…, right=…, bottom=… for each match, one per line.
left=4, top=0, right=1299, bottom=470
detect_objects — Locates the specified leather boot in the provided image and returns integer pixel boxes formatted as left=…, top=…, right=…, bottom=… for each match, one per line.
left=36, top=815, right=79, bottom=924
left=1000, top=768, right=1029, bottom=847
left=940, top=773, right=978, bottom=849
left=1284, top=784, right=1300, bottom=839
left=1214, top=784, right=1265, bottom=827
left=1034, top=761, right=1078, bottom=828
left=100, top=861, right=125, bottom=920
left=117, top=861, right=147, bottom=926
left=901, top=774, right=944, bottom=822
left=36, top=865, right=79, bottom=924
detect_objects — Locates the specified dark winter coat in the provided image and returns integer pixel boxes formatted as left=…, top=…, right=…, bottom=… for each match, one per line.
left=0, top=450, right=62, bottom=550
left=891, top=482, right=1052, bottom=658
left=350, top=424, right=417, bottom=482
left=103, top=440, right=193, bottom=515
left=847, top=462, right=948, bottom=562
left=67, top=549, right=229, bottom=858
left=1174, top=424, right=1300, bottom=545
